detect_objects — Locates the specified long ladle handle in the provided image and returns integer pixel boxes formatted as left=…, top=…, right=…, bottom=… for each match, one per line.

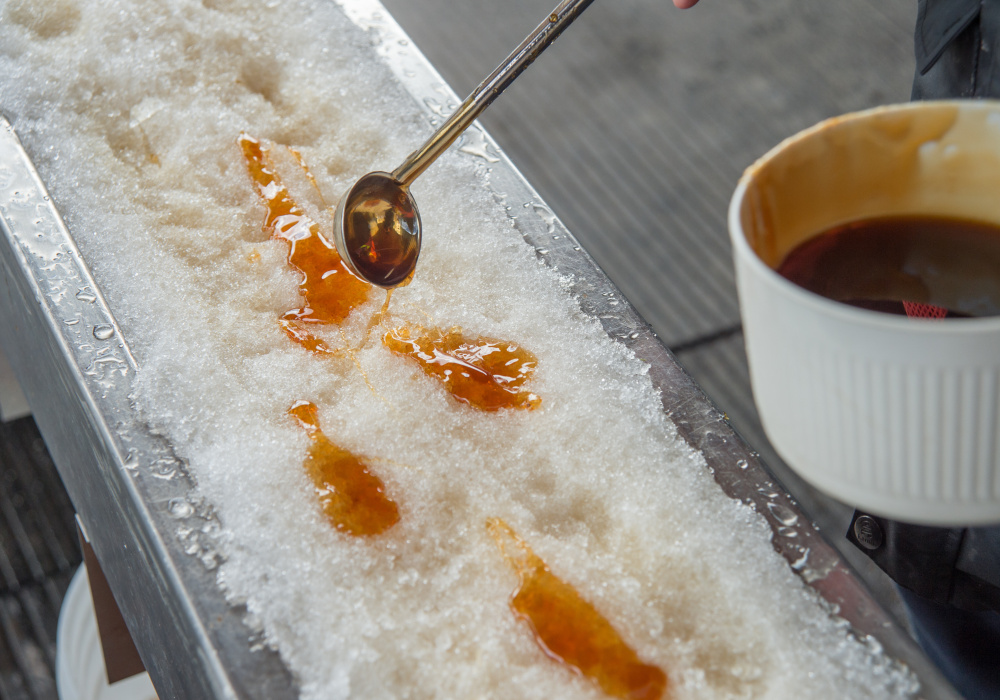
left=391, top=0, right=596, bottom=186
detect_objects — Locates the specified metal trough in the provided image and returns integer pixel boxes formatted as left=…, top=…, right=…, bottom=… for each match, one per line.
left=0, top=0, right=958, bottom=697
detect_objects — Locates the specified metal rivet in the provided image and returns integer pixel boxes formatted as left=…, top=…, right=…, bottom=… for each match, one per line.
left=853, top=515, right=883, bottom=550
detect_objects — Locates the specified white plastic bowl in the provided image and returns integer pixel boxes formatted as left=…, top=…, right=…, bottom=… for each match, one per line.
left=729, top=100, right=1000, bottom=525
left=56, top=565, right=158, bottom=700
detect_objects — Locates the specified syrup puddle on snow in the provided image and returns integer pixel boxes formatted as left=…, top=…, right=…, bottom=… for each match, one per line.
left=289, top=400, right=400, bottom=536
left=240, top=133, right=371, bottom=354
left=384, top=326, right=540, bottom=411
left=488, top=519, right=667, bottom=700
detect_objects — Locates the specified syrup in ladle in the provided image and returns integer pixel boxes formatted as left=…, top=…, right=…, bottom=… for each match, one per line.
left=332, top=0, right=595, bottom=288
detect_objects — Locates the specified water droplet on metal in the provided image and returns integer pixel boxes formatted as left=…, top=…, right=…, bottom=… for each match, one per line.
left=737, top=459, right=749, bottom=470
left=168, top=498, right=195, bottom=519
left=122, top=451, right=139, bottom=471
left=791, top=548, right=810, bottom=570
left=151, top=458, right=178, bottom=480
left=458, top=128, right=500, bottom=163
left=532, top=204, right=557, bottom=234
left=767, top=502, right=799, bottom=527
left=93, top=324, right=114, bottom=340
left=76, top=287, right=97, bottom=303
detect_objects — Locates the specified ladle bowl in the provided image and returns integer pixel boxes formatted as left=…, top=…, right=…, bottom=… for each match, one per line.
left=333, top=172, right=420, bottom=288
left=331, top=0, right=595, bottom=288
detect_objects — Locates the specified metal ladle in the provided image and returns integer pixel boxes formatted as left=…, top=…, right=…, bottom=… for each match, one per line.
left=332, top=0, right=595, bottom=288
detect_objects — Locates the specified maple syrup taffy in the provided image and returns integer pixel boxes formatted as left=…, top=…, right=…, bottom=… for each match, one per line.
left=289, top=400, right=400, bottom=536
left=487, top=519, right=667, bottom=700
left=240, top=134, right=371, bottom=352
left=383, top=326, right=541, bottom=411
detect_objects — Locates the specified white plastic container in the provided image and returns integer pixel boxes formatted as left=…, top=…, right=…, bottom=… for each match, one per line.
left=56, top=566, right=158, bottom=700
left=729, top=100, right=1000, bottom=525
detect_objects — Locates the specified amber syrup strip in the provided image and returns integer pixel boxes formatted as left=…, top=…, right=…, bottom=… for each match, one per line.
left=289, top=401, right=400, bottom=536
left=240, top=134, right=371, bottom=344
left=383, top=326, right=541, bottom=411
left=281, top=145, right=407, bottom=342
left=487, top=519, right=666, bottom=700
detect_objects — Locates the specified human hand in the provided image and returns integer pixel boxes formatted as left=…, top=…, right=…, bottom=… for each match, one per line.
left=672, top=0, right=700, bottom=7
